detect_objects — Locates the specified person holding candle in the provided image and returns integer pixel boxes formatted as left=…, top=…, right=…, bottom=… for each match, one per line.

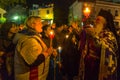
left=41, top=24, right=63, bottom=80
left=78, top=9, right=118, bottom=80
left=41, top=24, right=57, bottom=48
left=59, top=23, right=80, bottom=80
left=13, top=16, right=54, bottom=80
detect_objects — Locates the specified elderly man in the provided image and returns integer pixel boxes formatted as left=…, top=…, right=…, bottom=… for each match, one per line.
left=79, top=9, right=118, bottom=80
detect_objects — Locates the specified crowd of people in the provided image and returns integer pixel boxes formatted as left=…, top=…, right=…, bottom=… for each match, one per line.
left=0, top=9, right=120, bottom=80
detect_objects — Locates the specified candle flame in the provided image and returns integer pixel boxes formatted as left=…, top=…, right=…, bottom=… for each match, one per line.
left=58, top=46, right=62, bottom=50
left=66, top=35, right=69, bottom=38
left=50, top=31, right=54, bottom=35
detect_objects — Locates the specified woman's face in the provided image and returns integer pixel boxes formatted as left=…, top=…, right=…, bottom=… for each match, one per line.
left=33, top=18, right=43, bottom=33
left=8, top=24, right=18, bottom=39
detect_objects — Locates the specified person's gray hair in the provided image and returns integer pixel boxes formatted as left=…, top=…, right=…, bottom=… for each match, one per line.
left=25, top=16, right=41, bottom=28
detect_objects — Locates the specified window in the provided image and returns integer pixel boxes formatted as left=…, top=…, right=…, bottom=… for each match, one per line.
left=115, top=10, right=118, bottom=16
left=46, top=10, right=49, bottom=14
left=38, top=10, right=40, bottom=14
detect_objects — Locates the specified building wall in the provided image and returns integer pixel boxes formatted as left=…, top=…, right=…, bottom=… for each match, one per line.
left=38, top=7, right=53, bottom=20
left=95, top=1, right=120, bottom=26
left=69, top=0, right=83, bottom=22
left=95, top=1, right=120, bottom=16
left=29, top=4, right=54, bottom=24
left=29, top=4, right=54, bottom=20
left=69, top=0, right=120, bottom=27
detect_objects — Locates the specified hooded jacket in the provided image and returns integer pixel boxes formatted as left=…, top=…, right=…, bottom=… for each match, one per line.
left=13, top=29, right=50, bottom=80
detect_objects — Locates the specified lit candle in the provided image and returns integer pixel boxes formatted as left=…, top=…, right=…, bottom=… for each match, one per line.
left=49, top=30, right=55, bottom=39
left=49, top=30, right=55, bottom=47
left=58, top=46, right=62, bottom=62
left=58, top=46, right=62, bottom=53
left=65, top=34, right=69, bottom=39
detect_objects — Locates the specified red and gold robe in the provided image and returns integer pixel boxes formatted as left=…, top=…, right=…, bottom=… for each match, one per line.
left=79, top=29, right=118, bottom=80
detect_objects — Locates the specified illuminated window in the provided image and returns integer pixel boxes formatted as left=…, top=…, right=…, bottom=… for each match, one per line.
left=47, top=10, right=49, bottom=14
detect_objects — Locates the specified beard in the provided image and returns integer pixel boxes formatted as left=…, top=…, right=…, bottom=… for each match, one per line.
left=94, top=22, right=104, bottom=36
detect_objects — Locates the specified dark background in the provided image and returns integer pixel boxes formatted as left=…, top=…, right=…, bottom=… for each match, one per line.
left=26, top=0, right=76, bottom=25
